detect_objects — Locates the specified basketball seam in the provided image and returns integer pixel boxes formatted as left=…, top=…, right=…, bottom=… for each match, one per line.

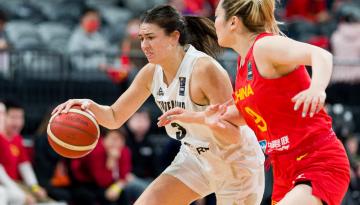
left=47, top=125, right=98, bottom=151
left=51, top=121, right=96, bottom=139
left=68, top=108, right=100, bottom=137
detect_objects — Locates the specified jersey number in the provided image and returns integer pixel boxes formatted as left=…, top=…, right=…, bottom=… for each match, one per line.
left=171, top=123, right=187, bottom=140
left=244, top=106, right=268, bottom=132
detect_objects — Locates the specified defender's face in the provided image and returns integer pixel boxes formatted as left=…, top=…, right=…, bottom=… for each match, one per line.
left=214, top=1, right=232, bottom=48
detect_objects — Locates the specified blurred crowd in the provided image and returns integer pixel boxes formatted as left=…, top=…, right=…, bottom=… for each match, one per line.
left=0, top=0, right=359, bottom=204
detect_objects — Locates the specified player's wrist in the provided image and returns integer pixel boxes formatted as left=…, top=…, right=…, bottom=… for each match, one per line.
left=193, top=111, right=206, bottom=124
left=309, top=82, right=327, bottom=91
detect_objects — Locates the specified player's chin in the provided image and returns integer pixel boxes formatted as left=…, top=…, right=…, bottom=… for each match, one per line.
left=217, top=37, right=230, bottom=49
left=147, top=58, right=158, bottom=64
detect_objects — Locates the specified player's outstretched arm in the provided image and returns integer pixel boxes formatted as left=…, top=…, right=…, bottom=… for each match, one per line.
left=254, top=36, right=332, bottom=118
left=52, top=64, right=155, bottom=129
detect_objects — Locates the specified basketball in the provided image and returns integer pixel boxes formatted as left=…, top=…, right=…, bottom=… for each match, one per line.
left=47, top=106, right=100, bottom=158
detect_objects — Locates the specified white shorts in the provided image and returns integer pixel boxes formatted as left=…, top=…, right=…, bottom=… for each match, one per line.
left=163, top=144, right=265, bottom=205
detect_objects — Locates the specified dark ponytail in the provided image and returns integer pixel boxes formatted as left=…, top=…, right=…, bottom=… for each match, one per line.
left=184, top=16, right=222, bottom=58
left=141, top=5, right=222, bottom=58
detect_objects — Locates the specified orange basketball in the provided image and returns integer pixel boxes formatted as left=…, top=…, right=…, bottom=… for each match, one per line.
left=47, top=106, right=100, bottom=158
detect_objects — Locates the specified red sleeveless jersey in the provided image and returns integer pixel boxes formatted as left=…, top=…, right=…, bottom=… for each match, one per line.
left=233, top=33, right=333, bottom=155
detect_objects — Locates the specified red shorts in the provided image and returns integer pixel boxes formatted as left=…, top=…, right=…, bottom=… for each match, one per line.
left=270, top=133, right=350, bottom=205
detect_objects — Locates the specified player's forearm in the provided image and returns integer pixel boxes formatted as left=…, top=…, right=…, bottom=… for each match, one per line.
left=189, top=111, right=241, bottom=145
left=222, top=105, right=246, bottom=126
left=87, top=101, right=121, bottom=129
left=310, top=48, right=333, bottom=90
left=210, top=120, right=241, bottom=146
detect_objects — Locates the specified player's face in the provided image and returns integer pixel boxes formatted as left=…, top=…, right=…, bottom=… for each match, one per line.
left=139, top=23, right=175, bottom=64
left=4, top=108, right=24, bottom=136
left=214, top=1, right=232, bottom=47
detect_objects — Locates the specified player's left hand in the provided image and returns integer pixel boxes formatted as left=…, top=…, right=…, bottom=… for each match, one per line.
left=292, top=87, right=326, bottom=118
left=157, top=107, right=195, bottom=127
left=157, top=100, right=230, bottom=128
left=203, top=103, right=228, bottom=129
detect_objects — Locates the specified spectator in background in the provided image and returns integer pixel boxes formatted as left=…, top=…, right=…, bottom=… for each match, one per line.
left=346, top=134, right=360, bottom=162
left=285, top=0, right=330, bottom=23
left=0, top=10, right=8, bottom=50
left=0, top=99, right=49, bottom=205
left=126, top=108, right=158, bottom=180
left=33, top=110, right=72, bottom=203
left=345, top=134, right=360, bottom=204
left=169, top=0, right=219, bottom=16
left=100, top=18, right=146, bottom=84
left=0, top=10, right=9, bottom=78
left=331, top=5, right=360, bottom=62
left=71, top=128, right=146, bottom=205
left=0, top=101, right=5, bottom=133
left=68, top=7, right=109, bottom=70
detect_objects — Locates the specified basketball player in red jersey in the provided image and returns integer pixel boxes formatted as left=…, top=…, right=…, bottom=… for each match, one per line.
left=160, top=0, right=351, bottom=205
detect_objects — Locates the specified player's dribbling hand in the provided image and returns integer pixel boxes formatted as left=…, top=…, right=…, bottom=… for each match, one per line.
left=292, top=87, right=326, bottom=118
left=51, top=99, right=92, bottom=116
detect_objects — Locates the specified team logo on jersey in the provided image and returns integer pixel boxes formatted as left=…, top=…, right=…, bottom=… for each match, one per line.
left=247, top=62, right=253, bottom=80
left=157, top=87, right=164, bottom=96
left=179, top=77, right=186, bottom=96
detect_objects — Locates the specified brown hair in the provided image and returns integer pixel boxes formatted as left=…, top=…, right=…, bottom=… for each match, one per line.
left=141, top=5, right=222, bottom=58
left=221, top=0, right=280, bottom=34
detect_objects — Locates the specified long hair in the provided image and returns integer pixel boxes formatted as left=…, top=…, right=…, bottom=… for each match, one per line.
left=221, top=0, right=281, bottom=34
left=141, top=5, right=222, bottom=58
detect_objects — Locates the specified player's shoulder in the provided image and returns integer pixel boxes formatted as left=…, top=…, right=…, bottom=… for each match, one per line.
left=137, top=63, right=156, bottom=79
left=254, top=35, right=293, bottom=52
left=141, top=63, right=157, bottom=73
left=253, top=35, right=293, bottom=62
left=132, top=63, right=157, bottom=90
left=193, top=56, right=223, bottom=76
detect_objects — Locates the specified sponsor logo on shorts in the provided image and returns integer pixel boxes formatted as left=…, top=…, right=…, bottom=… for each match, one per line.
left=296, top=153, right=308, bottom=161
left=267, top=136, right=290, bottom=151
left=259, top=140, right=267, bottom=153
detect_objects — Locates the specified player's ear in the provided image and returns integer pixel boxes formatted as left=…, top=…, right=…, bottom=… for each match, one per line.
left=170, top=30, right=181, bottom=45
left=229, top=16, right=240, bottom=31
